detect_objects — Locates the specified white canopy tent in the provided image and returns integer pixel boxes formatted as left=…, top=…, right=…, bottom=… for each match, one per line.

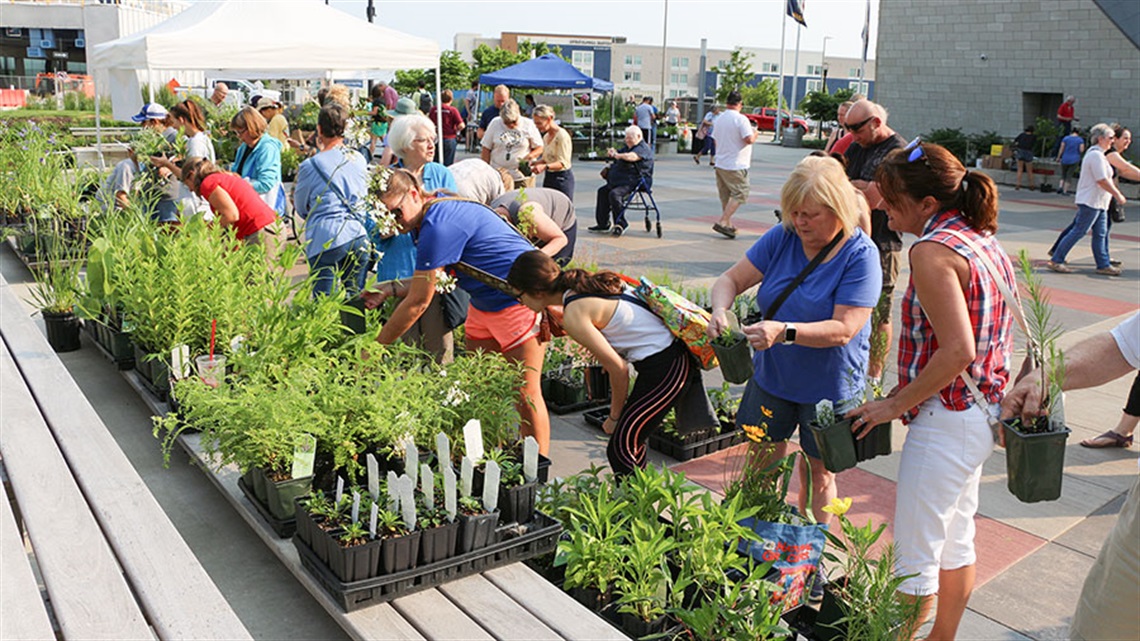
left=89, top=0, right=441, bottom=165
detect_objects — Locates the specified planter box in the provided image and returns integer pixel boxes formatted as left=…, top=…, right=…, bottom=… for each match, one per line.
left=294, top=511, right=562, bottom=611
left=582, top=406, right=745, bottom=461
left=1003, top=420, right=1071, bottom=503
left=542, top=373, right=608, bottom=414
left=813, top=580, right=849, bottom=641
left=132, top=343, right=171, bottom=402
left=327, top=537, right=384, bottom=583
left=381, top=530, right=422, bottom=575
left=471, top=453, right=551, bottom=498
left=712, top=336, right=753, bottom=384
left=618, top=612, right=669, bottom=638
left=418, top=521, right=461, bottom=565
left=808, top=418, right=858, bottom=473
left=262, top=471, right=313, bottom=521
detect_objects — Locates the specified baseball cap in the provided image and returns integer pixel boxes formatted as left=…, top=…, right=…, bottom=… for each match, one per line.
left=386, top=97, right=419, bottom=118
left=131, top=103, right=169, bottom=123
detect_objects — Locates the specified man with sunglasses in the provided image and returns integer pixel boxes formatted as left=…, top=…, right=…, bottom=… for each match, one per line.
left=843, top=100, right=907, bottom=388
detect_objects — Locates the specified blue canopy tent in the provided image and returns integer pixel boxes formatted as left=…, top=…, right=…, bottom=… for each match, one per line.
left=478, top=53, right=615, bottom=149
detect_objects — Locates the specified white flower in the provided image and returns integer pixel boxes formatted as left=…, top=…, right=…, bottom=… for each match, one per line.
left=444, top=383, right=469, bottom=407
left=435, top=271, right=458, bottom=295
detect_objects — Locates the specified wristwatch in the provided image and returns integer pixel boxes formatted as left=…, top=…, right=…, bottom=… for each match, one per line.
left=783, top=323, right=797, bottom=345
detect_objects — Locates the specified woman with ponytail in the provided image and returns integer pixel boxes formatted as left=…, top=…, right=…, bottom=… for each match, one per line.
left=846, top=139, right=1017, bottom=640
left=508, top=250, right=708, bottom=475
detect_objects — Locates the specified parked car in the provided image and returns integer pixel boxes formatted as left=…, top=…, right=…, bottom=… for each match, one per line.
left=745, top=108, right=809, bottom=132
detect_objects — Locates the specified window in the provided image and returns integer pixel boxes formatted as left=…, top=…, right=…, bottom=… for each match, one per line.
left=670, top=56, right=689, bottom=69
left=717, top=60, right=729, bottom=69
left=850, top=68, right=861, bottom=78
left=762, top=62, right=779, bottom=73
left=669, top=89, right=686, bottom=98
left=848, top=81, right=867, bottom=93
left=24, top=59, right=46, bottom=75
left=66, top=61, right=87, bottom=74
left=572, top=50, right=594, bottom=77
left=624, top=71, right=641, bottom=83
left=0, top=56, right=16, bottom=74
left=624, top=54, right=642, bottom=67
left=805, top=79, right=822, bottom=93
left=806, top=64, right=823, bottom=76
left=669, top=73, right=688, bottom=85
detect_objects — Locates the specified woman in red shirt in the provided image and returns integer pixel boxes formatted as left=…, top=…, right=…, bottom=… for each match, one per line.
left=180, top=157, right=276, bottom=242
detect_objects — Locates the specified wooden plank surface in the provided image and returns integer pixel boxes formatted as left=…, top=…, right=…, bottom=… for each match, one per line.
left=437, top=574, right=561, bottom=640
left=485, top=565, right=630, bottom=641
left=0, top=487, right=56, bottom=641
left=390, top=589, right=495, bottom=641
left=0, top=277, right=251, bottom=641
left=0, top=344, right=153, bottom=640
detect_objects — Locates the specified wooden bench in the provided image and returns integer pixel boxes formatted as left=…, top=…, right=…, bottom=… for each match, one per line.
left=0, top=275, right=251, bottom=640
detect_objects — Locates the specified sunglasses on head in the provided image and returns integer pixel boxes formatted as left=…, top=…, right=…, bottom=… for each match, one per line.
left=903, top=136, right=930, bottom=168
left=846, top=115, right=874, bottom=133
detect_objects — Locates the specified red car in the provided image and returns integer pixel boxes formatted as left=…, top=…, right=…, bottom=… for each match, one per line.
left=745, top=108, right=809, bottom=132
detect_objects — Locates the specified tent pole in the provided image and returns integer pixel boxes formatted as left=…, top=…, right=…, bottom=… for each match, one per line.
left=147, top=68, right=155, bottom=103
left=435, top=62, right=443, bottom=164
left=94, top=75, right=105, bottom=171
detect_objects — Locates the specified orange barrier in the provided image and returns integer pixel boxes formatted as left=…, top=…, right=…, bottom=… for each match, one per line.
left=0, top=89, right=28, bottom=108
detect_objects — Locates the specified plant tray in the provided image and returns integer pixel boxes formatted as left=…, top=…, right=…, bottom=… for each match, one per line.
left=238, top=476, right=297, bottom=538
left=584, top=407, right=745, bottom=461
left=547, top=397, right=609, bottom=415
left=294, top=511, right=562, bottom=612
left=82, top=320, right=135, bottom=370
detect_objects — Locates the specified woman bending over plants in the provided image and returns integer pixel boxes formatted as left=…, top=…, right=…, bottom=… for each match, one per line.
left=180, top=157, right=276, bottom=244
left=507, top=250, right=707, bottom=475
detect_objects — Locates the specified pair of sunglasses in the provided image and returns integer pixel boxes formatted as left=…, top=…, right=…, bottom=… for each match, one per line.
left=904, top=136, right=930, bottom=167
left=846, top=115, right=874, bottom=133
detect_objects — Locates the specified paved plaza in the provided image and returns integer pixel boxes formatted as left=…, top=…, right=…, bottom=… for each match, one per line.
left=2, top=136, right=1138, bottom=639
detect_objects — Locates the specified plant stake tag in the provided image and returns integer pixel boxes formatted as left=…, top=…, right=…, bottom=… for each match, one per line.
left=366, top=454, right=379, bottom=501
left=351, top=491, right=361, bottom=524
left=404, top=441, right=419, bottom=490
left=463, top=419, right=485, bottom=463
left=435, top=432, right=450, bottom=471
left=335, top=476, right=345, bottom=504
left=421, top=464, right=435, bottom=509
left=369, top=503, right=378, bottom=539
left=386, top=471, right=399, bottom=512
left=461, top=456, right=474, bottom=498
left=482, top=460, right=501, bottom=513
left=523, top=436, right=539, bottom=483
left=171, top=344, right=191, bottom=380
left=291, top=434, right=317, bottom=480
left=443, top=466, right=457, bottom=522
left=397, top=475, right=416, bottom=530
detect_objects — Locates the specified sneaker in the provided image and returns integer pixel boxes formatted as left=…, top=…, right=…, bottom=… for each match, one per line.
left=693, top=156, right=700, bottom=165
left=1096, top=266, right=1122, bottom=276
left=1046, top=261, right=1073, bottom=273
left=587, top=225, right=611, bottom=233
left=611, top=224, right=627, bottom=237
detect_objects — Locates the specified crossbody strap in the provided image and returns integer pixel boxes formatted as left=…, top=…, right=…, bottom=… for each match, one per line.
left=764, top=230, right=844, bottom=320
left=564, top=291, right=652, bottom=314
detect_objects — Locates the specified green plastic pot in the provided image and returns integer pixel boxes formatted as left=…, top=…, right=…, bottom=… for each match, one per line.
left=809, top=418, right=857, bottom=473
left=1003, top=420, right=1071, bottom=503
left=264, top=473, right=313, bottom=521
left=712, top=334, right=753, bottom=384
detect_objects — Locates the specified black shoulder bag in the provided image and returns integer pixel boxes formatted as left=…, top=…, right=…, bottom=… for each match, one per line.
left=745, top=230, right=845, bottom=324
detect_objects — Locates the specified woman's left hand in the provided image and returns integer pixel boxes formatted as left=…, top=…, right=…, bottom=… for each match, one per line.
left=602, top=416, right=618, bottom=435
left=845, top=398, right=901, bottom=439
left=743, top=320, right=785, bottom=351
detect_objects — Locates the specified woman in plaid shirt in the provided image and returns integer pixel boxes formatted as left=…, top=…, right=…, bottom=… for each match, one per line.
left=847, top=140, right=1017, bottom=641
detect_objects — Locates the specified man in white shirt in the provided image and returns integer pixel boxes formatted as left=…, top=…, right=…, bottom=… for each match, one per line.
left=711, top=91, right=758, bottom=238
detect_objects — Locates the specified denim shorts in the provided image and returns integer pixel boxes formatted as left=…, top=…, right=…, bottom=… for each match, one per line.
left=735, top=379, right=829, bottom=459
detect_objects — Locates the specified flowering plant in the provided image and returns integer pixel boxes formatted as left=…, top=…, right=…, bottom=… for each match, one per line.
left=724, top=407, right=811, bottom=524
left=357, top=165, right=401, bottom=238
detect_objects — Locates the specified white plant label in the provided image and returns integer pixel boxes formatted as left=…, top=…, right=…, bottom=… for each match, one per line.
left=366, top=454, right=379, bottom=501
left=397, top=475, right=416, bottom=530
left=405, top=441, right=419, bottom=489
left=463, top=419, right=485, bottom=463
left=386, top=471, right=399, bottom=512
left=369, top=503, right=378, bottom=539
left=461, top=456, right=474, bottom=498
left=335, top=476, right=345, bottom=504
left=291, top=434, right=316, bottom=480
left=351, top=491, right=361, bottom=524
left=421, top=464, right=435, bottom=509
left=435, top=432, right=450, bottom=471
left=229, top=334, right=245, bottom=354
left=483, top=460, right=501, bottom=513
left=443, top=466, right=457, bottom=523
left=523, top=436, right=539, bottom=483
left=171, top=344, right=191, bottom=380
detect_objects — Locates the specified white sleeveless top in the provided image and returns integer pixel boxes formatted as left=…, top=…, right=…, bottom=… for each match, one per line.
left=564, top=288, right=674, bottom=364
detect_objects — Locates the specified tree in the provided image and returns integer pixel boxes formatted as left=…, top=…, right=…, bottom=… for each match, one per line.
left=393, top=50, right=472, bottom=94
left=739, top=79, right=779, bottom=110
left=469, top=41, right=566, bottom=86
left=799, top=88, right=854, bottom=138
left=714, top=48, right=755, bottom=103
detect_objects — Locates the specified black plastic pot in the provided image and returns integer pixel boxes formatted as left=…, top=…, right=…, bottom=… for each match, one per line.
left=584, top=365, right=611, bottom=401
left=809, top=418, right=858, bottom=473
left=618, top=612, right=669, bottom=638
left=458, top=510, right=500, bottom=553
left=340, top=296, right=367, bottom=335
left=712, top=335, right=752, bottom=384
left=250, top=467, right=269, bottom=504
left=418, top=521, right=460, bottom=565
left=499, top=482, right=538, bottom=525
left=263, top=472, right=313, bottom=521
left=855, top=420, right=893, bottom=463
left=813, top=579, right=849, bottom=641
left=328, top=537, right=384, bottom=583
left=381, top=530, right=422, bottom=575
left=569, top=586, right=610, bottom=612
left=43, top=310, right=81, bottom=353
left=1003, top=419, right=1071, bottom=503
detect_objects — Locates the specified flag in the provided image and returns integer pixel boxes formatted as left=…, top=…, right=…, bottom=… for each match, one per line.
left=861, top=0, right=871, bottom=62
left=787, top=0, right=807, bottom=27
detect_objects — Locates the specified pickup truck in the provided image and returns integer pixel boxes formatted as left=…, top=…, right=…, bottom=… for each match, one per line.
left=745, top=107, right=809, bottom=133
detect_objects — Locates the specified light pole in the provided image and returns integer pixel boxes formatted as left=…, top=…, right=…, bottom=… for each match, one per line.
left=820, top=36, right=832, bottom=93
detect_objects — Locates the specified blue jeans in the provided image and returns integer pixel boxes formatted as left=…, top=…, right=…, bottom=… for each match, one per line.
left=308, top=235, right=370, bottom=298
left=1051, top=203, right=1110, bottom=269
left=442, top=138, right=457, bottom=166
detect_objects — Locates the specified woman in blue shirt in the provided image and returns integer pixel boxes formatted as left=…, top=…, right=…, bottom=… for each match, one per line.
left=230, top=106, right=285, bottom=216
left=707, top=155, right=881, bottom=532
left=293, top=104, right=370, bottom=297
left=360, top=168, right=552, bottom=456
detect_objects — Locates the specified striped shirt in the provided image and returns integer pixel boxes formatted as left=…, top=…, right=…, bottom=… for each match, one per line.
left=897, top=210, right=1016, bottom=423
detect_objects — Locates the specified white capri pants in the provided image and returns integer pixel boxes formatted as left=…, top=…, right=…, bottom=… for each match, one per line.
left=895, top=398, right=995, bottom=595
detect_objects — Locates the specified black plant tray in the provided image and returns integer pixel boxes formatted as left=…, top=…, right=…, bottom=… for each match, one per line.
left=649, top=427, right=746, bottom=462
left=82, top=320, right=135, bottom=370
left=238, top=477, right=297, bottom=538
left=547, top=397, right=608, bottom=415
left=294, top=511, right=562, bottom=612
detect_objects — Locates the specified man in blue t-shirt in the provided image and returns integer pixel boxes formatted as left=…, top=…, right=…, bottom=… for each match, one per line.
left=477, top=84, right=510, bottom=140
left=591, top=126, right=654, bottom=236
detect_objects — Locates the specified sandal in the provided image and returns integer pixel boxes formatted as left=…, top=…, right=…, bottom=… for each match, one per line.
left=712, top=223, right=737, bottom=239
left=1046, top=261, right=1073, bottom=273
left=1080, top=431, right=1134, bottom=448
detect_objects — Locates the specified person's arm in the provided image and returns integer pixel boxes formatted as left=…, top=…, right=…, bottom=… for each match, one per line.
left=741, top=118, right=759, bottom=145
left=247, top=141, right=282, bottom=194
left=525, top=205, right=568, bottom=257
left=292, top=165, right=312, bottom=219
left=708, top=258, right=764, bottom=338
left=744, top=304, right=873, bottom=351
left=824, top=127, right=839, bottom=153
left=847, top=242, right=975, bottom=430
left=1107, top=152, right=1140, bottom=182
left=1096, top=176, right=1127, bottom=204
left=207, top=186, right=241, bottom=229
left=609, top=148, right=641, bottom=162
left=114, top=190, right=131, bottom=210
left=562, top=299, right=631, bottom=434
left=852, top=179, right=884, bottom=210
left=1055, top=141, right=1065, bottom=163
left=374, top=269, right=438, bottom=344
left=855, top=192, right=873, bottom=236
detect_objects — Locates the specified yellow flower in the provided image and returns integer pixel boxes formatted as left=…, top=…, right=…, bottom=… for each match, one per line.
left=742, top=423, right=767, bottom=443
left=760, top=405, right=774, bottom=419
left=822, top=496, right=853, bottom=517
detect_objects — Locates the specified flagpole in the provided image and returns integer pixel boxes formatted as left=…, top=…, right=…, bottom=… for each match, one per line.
left=859, top=0, right=870, bottom=95
left=790, top=23, right=802, bottom=137
left=776, top=3, right=787, bottom=143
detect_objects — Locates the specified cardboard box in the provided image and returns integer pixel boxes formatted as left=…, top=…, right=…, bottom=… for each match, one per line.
left=981, top=155, right=1003, bottom=169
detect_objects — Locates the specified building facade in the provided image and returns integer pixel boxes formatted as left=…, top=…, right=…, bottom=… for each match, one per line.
left=874, top=0, right=1139, bottom=140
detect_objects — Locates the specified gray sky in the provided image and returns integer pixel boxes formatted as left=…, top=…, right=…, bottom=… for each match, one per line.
left=325, top=0, right=881, bottom=60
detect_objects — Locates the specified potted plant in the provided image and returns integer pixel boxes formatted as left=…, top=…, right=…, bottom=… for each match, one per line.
left=808, top=399, right=858, bottom=473
left=814, top=497, right=921, bottom=641
left=559, top=481, right=629, bottom=612
left=457, top=495, right=499, bottom=553
left=612, top=521, right=674, bottom=637
left=672, top=563, right=789, bottom=641
left=1003, top=251, right=1070, bottom=503
left=26, top=243, right=83, bottom=353
left=417, top=499, right=460, bottom=565
left=711, top=324, right=753, bottom=385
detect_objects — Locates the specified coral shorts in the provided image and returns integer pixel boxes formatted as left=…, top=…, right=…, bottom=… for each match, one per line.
left=464, top=303, right=541, bottom=352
